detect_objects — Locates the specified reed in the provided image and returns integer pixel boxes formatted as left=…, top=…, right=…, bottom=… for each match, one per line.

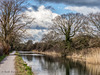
left=68, top=48, right=100, bottom=64
left=86, top=48, right=100, bottom=64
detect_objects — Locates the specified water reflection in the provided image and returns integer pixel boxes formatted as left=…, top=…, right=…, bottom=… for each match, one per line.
left=19, top=51, right=100, bottom=75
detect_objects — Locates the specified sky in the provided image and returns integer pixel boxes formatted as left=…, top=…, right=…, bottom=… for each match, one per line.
left=23, top=0, right=100, bottom=42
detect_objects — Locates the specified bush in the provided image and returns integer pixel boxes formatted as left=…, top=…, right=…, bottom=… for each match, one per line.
left=0, top=43, right=4, bottom=56
left=0, top=49, right=3, bottom=56
left=89, top=38, right=100, bottom=47
left=72, top=35, right=93, bottom=50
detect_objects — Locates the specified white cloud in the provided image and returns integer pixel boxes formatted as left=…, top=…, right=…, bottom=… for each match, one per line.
left=22, top=5, right=58, bottom=42
left=65, top=6, right=100, bottom=15
left=25, top=29, right=48, bottom=42
left=25, top=5, right=58, bottom=28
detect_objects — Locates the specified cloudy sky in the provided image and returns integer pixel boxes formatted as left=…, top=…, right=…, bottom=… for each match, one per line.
left=23, top=0, right=100, bottom=42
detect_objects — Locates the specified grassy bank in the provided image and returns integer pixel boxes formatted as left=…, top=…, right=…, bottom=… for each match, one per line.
left=0, top=55, right=6, bottom=62
left=15, top=55, right=33, bottom=75
left=33, top=48, right=100, bottom=65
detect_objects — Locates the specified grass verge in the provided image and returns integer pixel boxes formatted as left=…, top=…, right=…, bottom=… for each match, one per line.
left=0, top=55, right=6, bottom=62
left=15, top=55, right=33, bottom=75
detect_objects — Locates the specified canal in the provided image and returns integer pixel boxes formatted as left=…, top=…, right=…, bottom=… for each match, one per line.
left=18, top=51, right=100, bottom=75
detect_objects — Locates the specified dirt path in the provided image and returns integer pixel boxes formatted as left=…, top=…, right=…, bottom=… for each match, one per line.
left=0, top=51, right=16, bottom=75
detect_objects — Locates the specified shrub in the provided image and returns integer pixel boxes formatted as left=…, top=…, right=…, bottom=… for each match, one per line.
left=72, top=35, right=93, bottom=50
left=89, top=38, right=100, bottom=47
left=0, top=43, right=4, bottom=56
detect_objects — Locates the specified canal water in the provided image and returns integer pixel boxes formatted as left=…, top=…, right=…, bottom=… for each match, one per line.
left=19, top=51, right=100, bottom=75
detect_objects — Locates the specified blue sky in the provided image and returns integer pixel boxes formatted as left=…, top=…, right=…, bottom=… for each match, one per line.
left=27, top=0, right=76, bottom=14
left=23, top=0, right=100, bottom=42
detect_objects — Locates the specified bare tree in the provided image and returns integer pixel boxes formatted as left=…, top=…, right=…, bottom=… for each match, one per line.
left=0, top=0, right=33, bottom=54
left=42, top=31, right=60, bottom=42
left=52, top=13, right=85, bottom=52
left=26, top=40, right=33, bottom=50
left=88, top=13, right=100, bottom=37
left=41, top=31, right=61, bottom=51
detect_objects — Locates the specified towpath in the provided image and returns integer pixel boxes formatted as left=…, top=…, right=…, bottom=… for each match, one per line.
left=0, top=51, right=16, bottom=75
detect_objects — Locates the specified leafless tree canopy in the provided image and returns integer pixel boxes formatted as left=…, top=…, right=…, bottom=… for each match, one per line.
left=42, top=31, right=60, bottom=42
left=50, top=13, right=86, bottom=52
left=87, top=13, right=100, bottom=37
left=52, top=13, right=85, bottom=42
left=0, top=0, right=33, bottom=54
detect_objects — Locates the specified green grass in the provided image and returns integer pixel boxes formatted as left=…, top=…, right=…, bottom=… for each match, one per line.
left=14, top=51, right=19, bottom=55
left=15, top=55, right=33, bottom=75
left=0, top=55, right=6, bottom=62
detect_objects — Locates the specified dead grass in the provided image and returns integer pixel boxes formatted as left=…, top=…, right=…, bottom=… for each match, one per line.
left=86, top=48, right=100, bottom=64
left=33, top=50, right=61, bottom=57
left=67, top=48, right=100, bottom=65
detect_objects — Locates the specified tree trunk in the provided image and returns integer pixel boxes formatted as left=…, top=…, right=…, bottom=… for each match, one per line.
left=2, top=41, right=10, bottom=55
left=62, top=35, right=71, bottom=57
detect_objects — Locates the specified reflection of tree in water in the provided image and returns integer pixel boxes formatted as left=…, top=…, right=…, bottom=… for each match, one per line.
left=34, top=55, right=88, bottom=75
left=64, top=59, right=87, bottom=75
left=21, top=53, right=99, bottom=75
left=26, top=55, right=33, bottom=61
left=21, top=55, right=33, bottom=61
left=33, top=55, right=65, bottom=75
